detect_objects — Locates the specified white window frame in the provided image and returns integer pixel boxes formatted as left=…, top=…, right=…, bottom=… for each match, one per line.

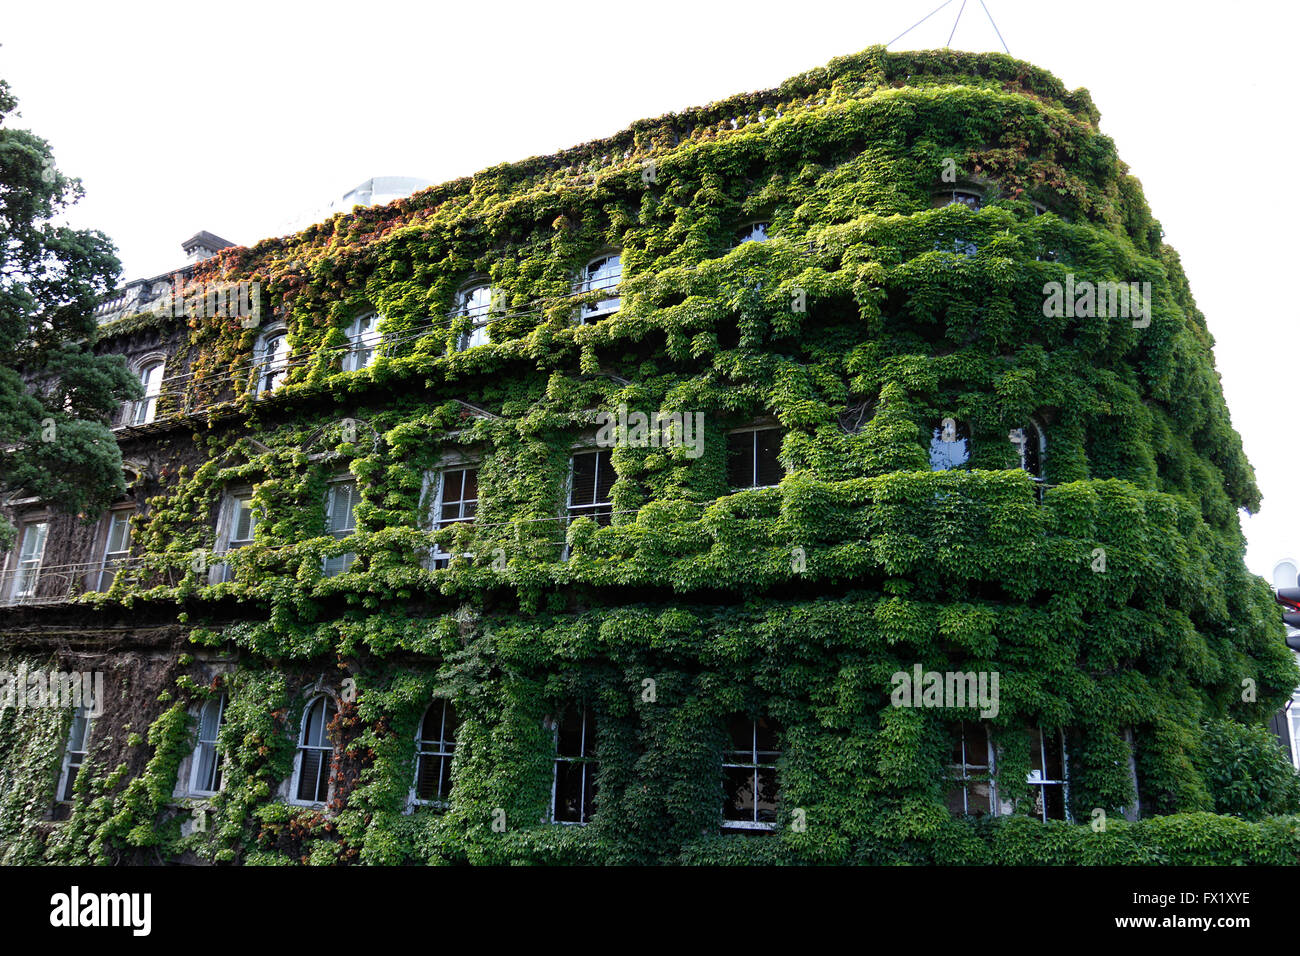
left=410, top=700, right=457, bottom=807
left=566, top=449, right=615, bottom=525
left=455, top=283, right=494, bottom=351
left=548, top=706, right=597, bottom=825
left=211, top=490, right=257, bottom=583
left=289, top=695, right=336, bottom=807
left=189, top=695, right=226, bottom=796
left=1027, top=727, right=1070, bottom=822
left=1009, top=420, right=1047, bottom=481
left=7, top=518, right=50, bottom=602
left=726, top=426, right=784, bottom=490
left=721, top=716, right=780, bottom=831
left=56, top=706, right=92, bottom=803
left=96, top=508, right=134, bottom=592
left=255, top=328, right=290, bottom=395
left=343, top=311, right=382, bottom=372
left=130, top=359, right=166, bottom=426
left=574, top=253, right=621, bottom=322
left=429, top=466, right=478, bottom=568
left=322, top=478, right=358, bottom=577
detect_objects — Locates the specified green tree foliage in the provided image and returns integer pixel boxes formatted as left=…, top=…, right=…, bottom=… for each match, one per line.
left=0, top=78, right=137, bottom=546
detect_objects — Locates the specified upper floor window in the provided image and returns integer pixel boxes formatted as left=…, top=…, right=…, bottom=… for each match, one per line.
left=413, top=701, right=458, bottom=805
left=568, top=450, right=615, bottom=526
left=726, top=427, right=784, bottom=489
left=190, top=695, right=226, bottom=796
left=96, top=509, right=132, bottom=591
left=430, top=467, right=478, bottom=569
left=7, top=519, right=49, bottom=602
left=929, top=419, right=971, bottom=471
left=456, top=284, right=493, bottom=350
left=130, top=361, right=165, bottom=425
left=322, top=479, right=357, bottom=577
left=722, top=714, right=780, bottom=829
left=549, top=706, right=597, bottom=824
left=735, top=222, right=770, bottom=245
left=58, top=707, right=91, bottom=802
left=946, top=720, right=995, bottom=816
left=292, top=696, right=336, bottom=805
left=938, top=189, right=982, bottom=211
left=575, top=253, right=621, bottom=322
left=255, top=330, right=290, bottom=394
left=1028, top=728, right=1068, bottom=821
left=212, top=492, right=257, bottom=584
left=1009, top=423, right=1044, bottom=479
left=343, top=312, right=381, bottom=372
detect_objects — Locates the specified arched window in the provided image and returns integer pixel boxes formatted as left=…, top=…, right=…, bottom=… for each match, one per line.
left=255, top=330, right=289, bottom=394
left=455, top=283, right=493, bottom=350
left=190, top=695, right=226, bottom=795
left=1009, top=422, right=1045, bottom=479
left=735, top=222, right=770, bottom=245
left=293, top=696, right=336, bottom=804
left=343, top=311, right=381, bottom=371
left=131, top=361, right=165, bottom=425
left=938, top=189, right=983, bottom=211
left=575, top=253, right=621, bottom=323
left=413, top=701, right=457, bottom=804
left=1273, top=560, right=1298, bottom=591
left=929, top=419, right=971, bottom=471
left=722, top=714, right=780, bottom=829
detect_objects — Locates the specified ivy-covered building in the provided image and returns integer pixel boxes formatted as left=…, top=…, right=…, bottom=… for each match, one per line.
left=2, top=45, right=1299, bottom=866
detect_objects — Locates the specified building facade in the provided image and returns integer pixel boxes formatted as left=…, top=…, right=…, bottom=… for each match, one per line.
left=0, top=46, right=1296, bottom=865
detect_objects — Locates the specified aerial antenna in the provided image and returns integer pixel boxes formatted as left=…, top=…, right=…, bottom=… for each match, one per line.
left=886, top=0, right=1011, bottom=55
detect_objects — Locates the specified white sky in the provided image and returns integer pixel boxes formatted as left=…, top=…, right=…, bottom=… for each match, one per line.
left=4, top=0, right=1296, bottom=579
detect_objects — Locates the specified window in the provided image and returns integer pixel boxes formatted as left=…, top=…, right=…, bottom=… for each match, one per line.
left=1028, top=728, right=1068, bottom=821
left=929, top=420, right=971, bottom=471
left=293, top=696, right=336, bottom=804
left=58, top=707, right=91, bottom=802
left=568, top=451, right=615, bottom=526
left=255, top=330, right=289, bottom=394
left=8, top=520, right=49, bottom=601
left=946, top=721, right=996, bottom=816
left=213, top=492, right=257, bottom=583
left=131, top=361, right=165, bottom=425
left=343, top=312, right=381, bottom=371
left=430, top=467, right=478, bottom=569
left=550, top=707, right=597, bottom=824
left=1009, top=423, right=1044, bottom=479
left=939, top=189, right=982, bottom=211
left=575, top=253, right=621, bottom=322
left=322, top=480, right=357, bottom=576
left=190, top=696, right=226, bottom=796
left=736, top=222, right=770, bottom=244
left=413, top=701, right=457, bottom=805
left=722, top=714, right=780, bottom=829
left=455, top=284, right=493, bottom=350
left=96, top=509, right=132, bottom=591
left=726, top=428, right=784, bottom=489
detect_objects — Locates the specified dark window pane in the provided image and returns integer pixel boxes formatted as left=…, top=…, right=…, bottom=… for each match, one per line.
left=553, top=760, right=583, bottom=822
left=557, top=709, right=584, bottom=757
left=755, top=430, right=784, bottom=486
left=723, top=767, right=755, bottom=821
left=297, top=750, right=324, bottom=802
left=755, top=767, right=779, bottom=822
left=1043, top=785, right=1066, bottom=821
left=726, top=713, right=753, bottom=752
left=726, top=432, right=752, bottom=488
left=571, top=453, right=597, bottom=507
